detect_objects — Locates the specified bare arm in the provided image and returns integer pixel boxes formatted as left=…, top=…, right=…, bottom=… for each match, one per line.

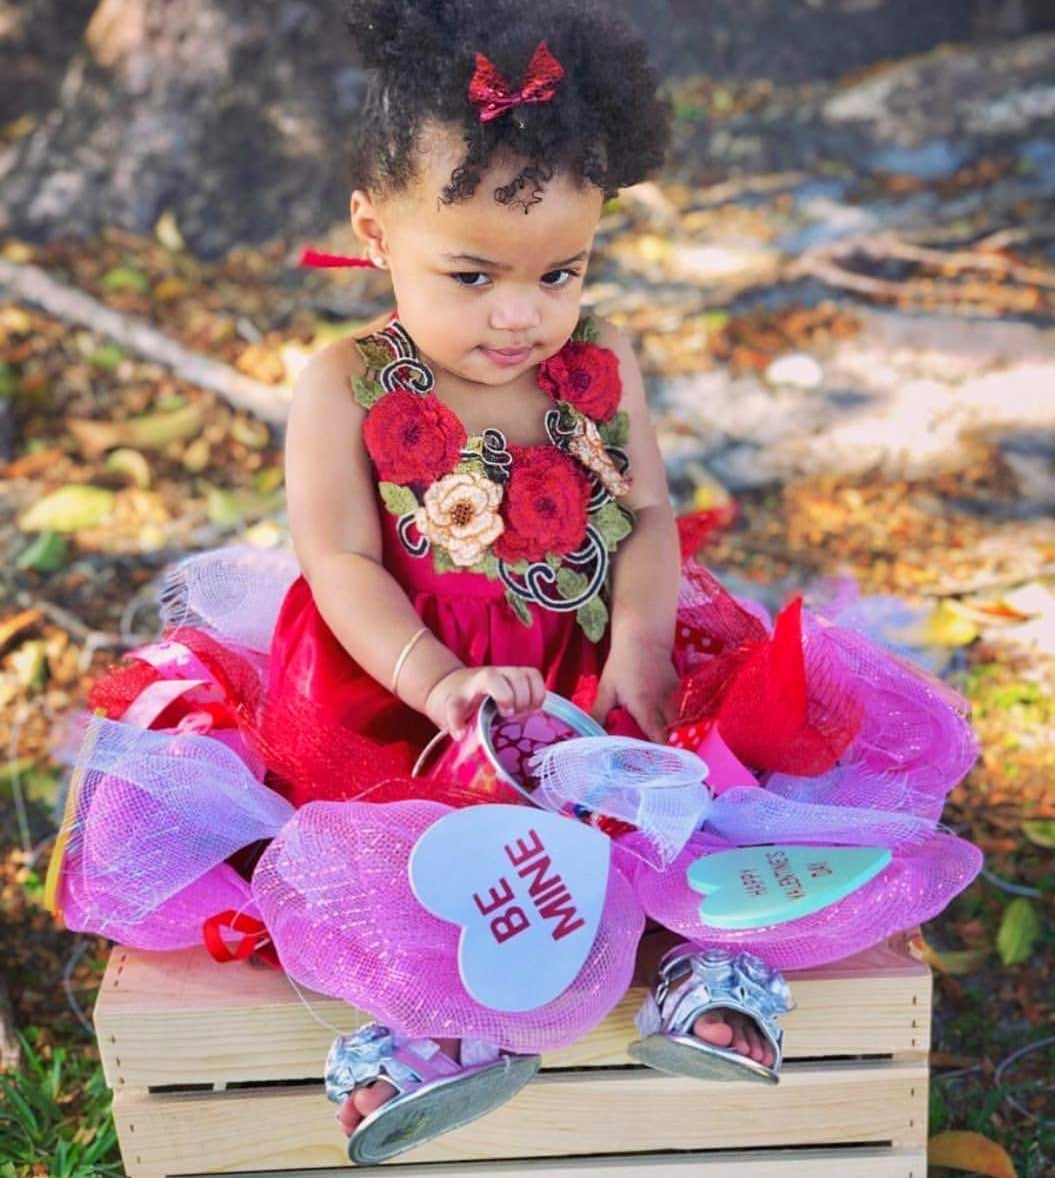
left=284, top=335, right=544, bottom=733
left=591, top=323, right=681, bottom=738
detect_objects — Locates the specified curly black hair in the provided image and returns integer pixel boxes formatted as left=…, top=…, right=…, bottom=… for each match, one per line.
left=344, top=0, right=669, bottom=210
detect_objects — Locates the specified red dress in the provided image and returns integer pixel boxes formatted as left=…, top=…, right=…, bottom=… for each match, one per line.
left=264, top=317, right=638, bottom=806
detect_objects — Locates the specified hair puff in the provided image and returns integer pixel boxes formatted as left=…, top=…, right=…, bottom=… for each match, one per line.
left=343, top=0, right=669, bottom=208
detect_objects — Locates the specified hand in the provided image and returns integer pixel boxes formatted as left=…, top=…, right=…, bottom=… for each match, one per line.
left=591, top=638, right=678, bottom=742
left=424, top=665, right=547, bottom=740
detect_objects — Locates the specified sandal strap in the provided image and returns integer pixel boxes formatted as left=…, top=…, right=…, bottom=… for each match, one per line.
left=640, top=946, right=793, bottom=1063
left=324, top=1024, right=462, bottom=1103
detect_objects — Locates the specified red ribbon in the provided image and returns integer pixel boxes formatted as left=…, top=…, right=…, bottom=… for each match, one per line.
left=468, top=42, right=565, bottom=124
left=202, top=910, right=280, bottom=969
left=673, top=597, right=863, bottom=778
left=299, top=248, right=378, bottom=269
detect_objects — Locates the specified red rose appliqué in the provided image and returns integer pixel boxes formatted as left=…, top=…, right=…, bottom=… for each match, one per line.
left=362, top=391, right=467, bottom=486
left=494, top=448, right=592, bottom=564
left=537, top=341, right=622, bottom=421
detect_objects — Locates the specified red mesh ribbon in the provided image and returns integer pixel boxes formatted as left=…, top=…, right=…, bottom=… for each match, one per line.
left=468, top=42, right=565, bottom=123
left=203, top=910, right=280, bottom=968
left=676, top=503, right=738, bottom=560
left=298, top=248, right=378, bottom=269
left=673, top=597, right=862, bottom=777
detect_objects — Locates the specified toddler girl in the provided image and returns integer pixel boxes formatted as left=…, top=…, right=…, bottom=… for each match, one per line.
left=267, top=0, right=774, bottom=1147
left=54, top=0, right=982, bottom=1166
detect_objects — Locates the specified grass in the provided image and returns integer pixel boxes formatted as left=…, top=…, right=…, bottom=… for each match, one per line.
left=0, top=1029, right=122, bottom=1178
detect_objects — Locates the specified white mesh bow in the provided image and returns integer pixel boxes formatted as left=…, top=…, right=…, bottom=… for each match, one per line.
left=529, top=737, right=712, bottom=867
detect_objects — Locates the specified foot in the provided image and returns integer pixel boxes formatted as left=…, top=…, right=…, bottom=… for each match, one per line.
left=336, top=1037, right=460, bottom=1137
left=692, top=1009, right=776, bottom=1069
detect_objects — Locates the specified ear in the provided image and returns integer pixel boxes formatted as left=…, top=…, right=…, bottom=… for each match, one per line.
left=350, top=190, right=389, bottom=267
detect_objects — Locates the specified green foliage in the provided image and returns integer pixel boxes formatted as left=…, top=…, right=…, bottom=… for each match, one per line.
left=0, top=1032, right=122, bottom=1177
left=996, top=897, right=1042, bottom=966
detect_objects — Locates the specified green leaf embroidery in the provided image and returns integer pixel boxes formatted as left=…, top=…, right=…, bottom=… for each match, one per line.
left=556, top=568, right=590, bottom=600
left=378, top=482, right=419, bottom=517
left=356, top=338, right=394, bottom=372
left=505, top=559, right=531, bottom=575
left=598, top=411, right=630, bottom=447
left=576, top=597, right=609, bottom=642
left=468, top=552, right=500, bottom=580
left=571, top=315, right=601, bottom=343
left=352, top=374, right=385, bottom=410
left=433, top=547, right=458, bottom=574
left=545, top=553, right=563, bottom=572
left=505, top=590, right=534, bottom=627
left=592, top=501, right=634, bottom=551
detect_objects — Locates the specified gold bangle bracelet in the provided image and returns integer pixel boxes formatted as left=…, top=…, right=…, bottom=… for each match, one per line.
left=391, top=625, right=429, bottom=697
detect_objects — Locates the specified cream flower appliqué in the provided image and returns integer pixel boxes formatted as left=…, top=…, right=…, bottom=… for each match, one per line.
left=414, top=470, right=505, bottom=567
left=568, top=416, right=632, bottom=499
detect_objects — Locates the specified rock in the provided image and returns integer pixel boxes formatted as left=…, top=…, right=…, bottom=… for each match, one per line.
left=765, top=353, right=824, bottom=390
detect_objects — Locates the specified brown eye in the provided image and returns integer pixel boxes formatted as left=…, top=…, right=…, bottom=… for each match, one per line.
left=541, top=268, right=579, bottom=288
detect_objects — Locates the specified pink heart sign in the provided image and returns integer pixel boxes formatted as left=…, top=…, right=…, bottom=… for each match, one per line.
left=409, top=805, right=610, bottom=1013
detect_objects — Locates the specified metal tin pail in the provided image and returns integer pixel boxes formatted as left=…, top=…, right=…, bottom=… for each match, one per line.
left=412, top=691, right=604, bottom=804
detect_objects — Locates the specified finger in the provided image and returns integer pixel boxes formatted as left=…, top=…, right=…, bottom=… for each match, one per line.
left=508, top=669, right=542, bottom=715
left=590, top=680, right=616, bottom=724
left=482, top=670, right=517, bottom=715
left=526, top=668, right=547, bottom=712
left=645, top=705, right=669, bottom=744
left=446, top=698, right=469, bottom=741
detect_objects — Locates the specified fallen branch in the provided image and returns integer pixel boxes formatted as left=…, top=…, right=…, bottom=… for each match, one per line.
left=0, top=257, right=291, bottom=427
left=788, top=227, right=1055, bottom=315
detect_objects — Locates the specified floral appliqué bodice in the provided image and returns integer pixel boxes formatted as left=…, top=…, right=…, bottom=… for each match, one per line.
left=354, top=317, right=635, bottom=640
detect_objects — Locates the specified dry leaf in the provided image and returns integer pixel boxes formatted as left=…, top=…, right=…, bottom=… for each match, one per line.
left=928, top=1130, right=1017, bottom=1178
left=919, top=600, right=979, bottom=648
left=911, top=932, right=988, bottom=976
left=67, top=402, right=204, bottom=456
left=104, top=448, right=152, bottom=489
left=0, top=609, right=43, bottom=654
left=18, top=485, right=116, bottom=533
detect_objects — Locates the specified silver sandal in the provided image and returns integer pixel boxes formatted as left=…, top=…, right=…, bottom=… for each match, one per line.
left=628, top=945, right=793, bottom=1084
left=325, top=1024, right=540, bottom=1165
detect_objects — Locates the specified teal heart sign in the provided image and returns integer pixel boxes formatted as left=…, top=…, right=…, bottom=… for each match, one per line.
left=687, top=845, right=893, bottom=929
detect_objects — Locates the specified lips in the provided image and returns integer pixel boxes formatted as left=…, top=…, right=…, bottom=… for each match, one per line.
left=480, top=345, right=534, bottom=367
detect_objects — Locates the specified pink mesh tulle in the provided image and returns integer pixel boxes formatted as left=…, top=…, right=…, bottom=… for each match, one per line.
left=54, top=548, right=984, bottom=1046
left=159, top=546, right=298, bottom=654
left=55, top=719, right=643, bottom=1050
left=253, top=800, right=645, bottom=1051
left=56, top=719, right=291, bottom=944
left=628, top=792, right=982, bottom=970
left=767, top=622, right=978, bottom=819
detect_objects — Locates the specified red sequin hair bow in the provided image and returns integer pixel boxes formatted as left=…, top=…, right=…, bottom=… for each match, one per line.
left=468, top=42, right=565, bottom=124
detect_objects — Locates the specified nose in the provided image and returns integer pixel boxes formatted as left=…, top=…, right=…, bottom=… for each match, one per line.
left=489, top=292, right=542, bottom=333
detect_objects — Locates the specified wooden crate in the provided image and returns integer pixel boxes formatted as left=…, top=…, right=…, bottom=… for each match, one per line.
left=95, top=937, right=931, bottom=1178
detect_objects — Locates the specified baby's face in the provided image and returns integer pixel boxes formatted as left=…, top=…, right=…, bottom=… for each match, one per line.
left=359, top=123, right=604, bottom=394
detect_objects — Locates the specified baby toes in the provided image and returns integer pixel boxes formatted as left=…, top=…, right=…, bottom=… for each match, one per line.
left=691, top=1009, right=735, bottom=1049
left=338, top=1079, right=398, bottom=1136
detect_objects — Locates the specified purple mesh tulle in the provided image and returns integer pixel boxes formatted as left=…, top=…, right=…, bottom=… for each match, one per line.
left=253, top=800, right=645, bottom=1051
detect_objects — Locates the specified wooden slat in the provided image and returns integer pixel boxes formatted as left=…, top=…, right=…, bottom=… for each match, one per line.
left=112, top=1060, right=928, bottom=1178
left=95, top=940, right=930, bottom=1088
left=171, top=1149, right=929, bottom=1178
